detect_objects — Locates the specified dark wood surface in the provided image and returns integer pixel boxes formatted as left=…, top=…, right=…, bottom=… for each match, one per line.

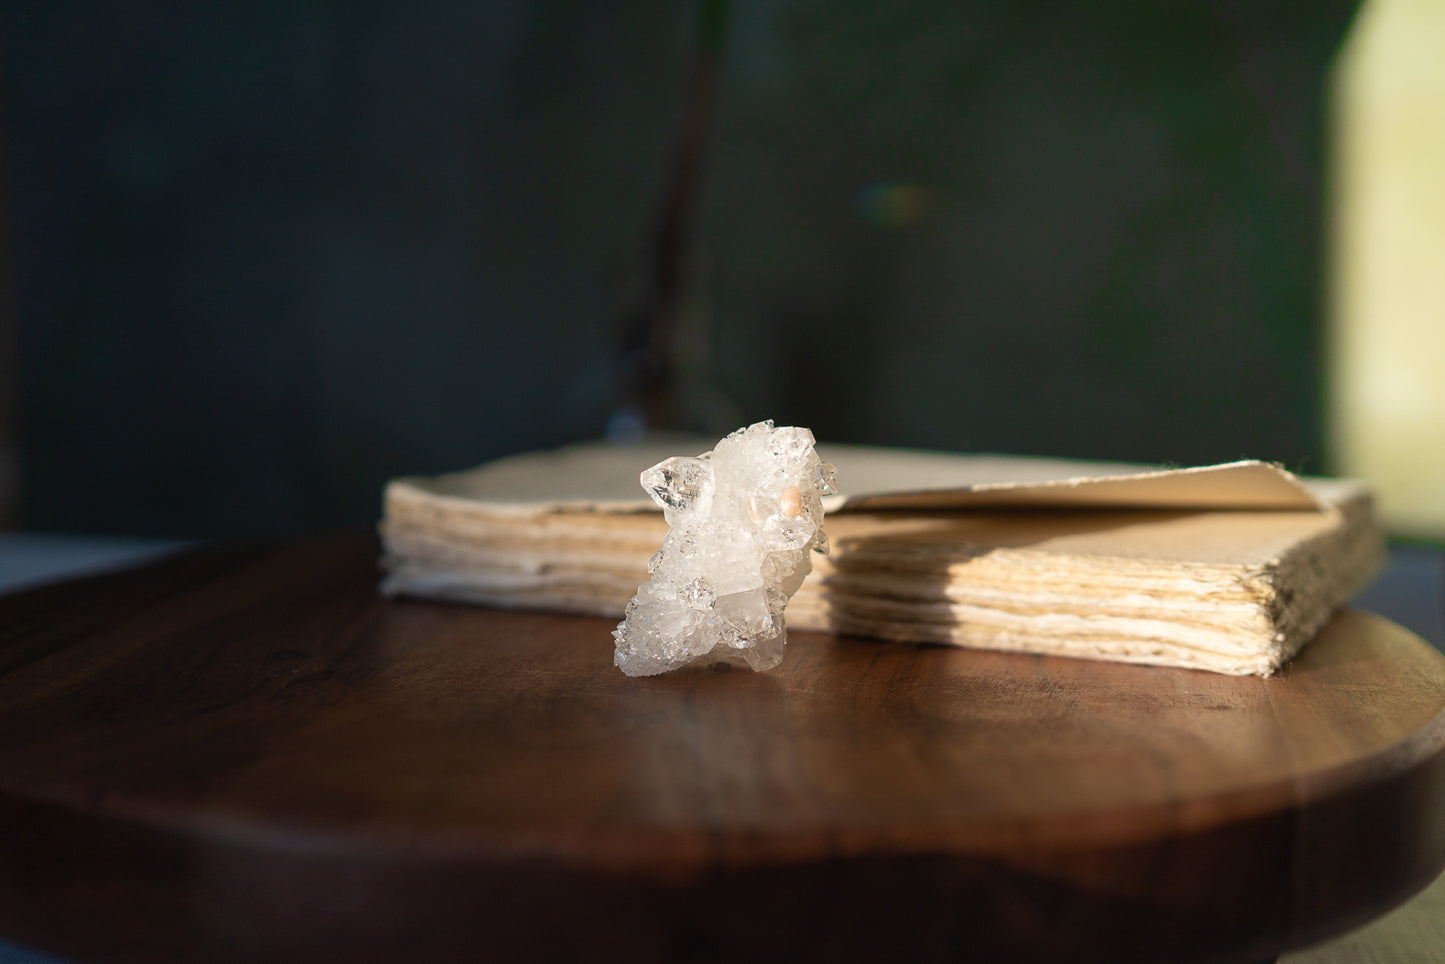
left=1, top=536, right=1443, bottom=964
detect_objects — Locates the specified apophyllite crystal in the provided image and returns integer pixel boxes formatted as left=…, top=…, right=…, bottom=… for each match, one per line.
left=612, top=421, right=837, bottom=676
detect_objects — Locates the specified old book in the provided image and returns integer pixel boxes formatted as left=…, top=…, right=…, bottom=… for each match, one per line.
left=379, top=442, right=1384, bottom=675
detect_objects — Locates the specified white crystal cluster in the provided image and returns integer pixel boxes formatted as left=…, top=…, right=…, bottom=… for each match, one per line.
left=613, top=421, right=837, bottom=676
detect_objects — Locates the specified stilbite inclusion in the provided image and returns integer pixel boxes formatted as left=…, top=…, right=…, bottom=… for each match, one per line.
left=612, top=421, right=837, bottom=676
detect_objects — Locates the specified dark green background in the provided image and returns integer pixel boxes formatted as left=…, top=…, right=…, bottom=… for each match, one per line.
left=4, top=1, right=1359, bottom=538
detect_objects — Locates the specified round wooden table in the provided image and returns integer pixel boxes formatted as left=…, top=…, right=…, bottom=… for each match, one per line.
left=1, top=537, right=1443, bottom=962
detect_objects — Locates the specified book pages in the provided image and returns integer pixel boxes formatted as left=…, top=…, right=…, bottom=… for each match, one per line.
left=379, top=445, right=1383, bottom=676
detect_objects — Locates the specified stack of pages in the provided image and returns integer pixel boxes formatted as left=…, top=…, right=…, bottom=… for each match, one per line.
left=379, top=442, right=1384, bottom=676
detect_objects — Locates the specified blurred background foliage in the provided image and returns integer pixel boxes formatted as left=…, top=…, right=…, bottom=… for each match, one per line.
left=2, top=0, right=1359, bottom=538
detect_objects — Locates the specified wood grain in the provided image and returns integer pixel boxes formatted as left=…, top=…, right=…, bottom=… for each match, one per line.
left=0, top=536, right=1442, bottom=963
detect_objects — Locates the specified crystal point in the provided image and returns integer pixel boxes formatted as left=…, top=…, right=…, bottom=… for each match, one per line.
left=640, top=456, right=714, bottom=519
left=613, top=421, right=833, bottom=676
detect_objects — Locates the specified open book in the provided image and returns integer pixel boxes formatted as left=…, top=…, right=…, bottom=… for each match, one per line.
left=379, top=442, right=1384, bottom=675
